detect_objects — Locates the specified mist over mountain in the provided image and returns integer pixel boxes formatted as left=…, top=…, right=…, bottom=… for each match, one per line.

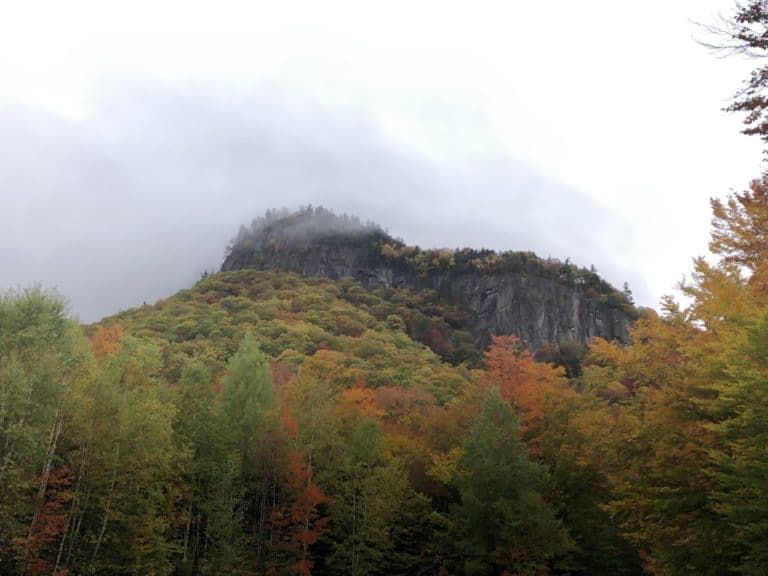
left=0, top=82, right=648, bottom=322
left=223, top=206, right=636, bottom=354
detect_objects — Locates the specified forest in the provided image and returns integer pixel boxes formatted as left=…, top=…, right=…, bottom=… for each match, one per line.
left=3, top=179, right=768, bottom=575
left=3, top=2, right=768, bottom=575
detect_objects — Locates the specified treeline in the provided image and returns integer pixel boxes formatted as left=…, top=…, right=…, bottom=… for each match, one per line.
left=0, top=286, right=632, bottom=575
left=227, top=206, right=395, bottom=255
left=378, top=243, right=635, bottom=314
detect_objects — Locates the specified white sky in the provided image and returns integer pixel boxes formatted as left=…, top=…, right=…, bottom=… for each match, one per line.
left=0, top=0, right=764, bottom=319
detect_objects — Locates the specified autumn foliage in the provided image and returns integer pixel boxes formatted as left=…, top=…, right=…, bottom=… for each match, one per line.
left=5, top=143, right=768, bottom=575
left=89, top=324, right=124, bottom=358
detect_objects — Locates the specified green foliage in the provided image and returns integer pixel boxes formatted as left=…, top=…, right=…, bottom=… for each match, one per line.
left=110, top=270, right=474, bottom=403
left=0, top=288, right=89, bottom=572
left=454, top=390, right=572, bottom=575
left=0, top=277, right=647, bottom=576
left=220, top=333, right=274, bottom=451
left=705, top=311, right=768, bottom=574
left=64, top=337, right=179, bottom=576
left=456, top=390, right=571, bottom=574
left=534, top=341, right=586, bottom=378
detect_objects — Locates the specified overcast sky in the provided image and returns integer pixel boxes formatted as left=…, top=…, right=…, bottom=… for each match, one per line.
left=0, top=0, right=764, bottom=322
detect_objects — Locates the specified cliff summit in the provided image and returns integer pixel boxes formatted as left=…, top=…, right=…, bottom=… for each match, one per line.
left=223, top=206, right=635, bottom=352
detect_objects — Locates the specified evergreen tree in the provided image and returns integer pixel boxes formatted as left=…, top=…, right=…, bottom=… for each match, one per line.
left=455, top=389, right=571, bottom=576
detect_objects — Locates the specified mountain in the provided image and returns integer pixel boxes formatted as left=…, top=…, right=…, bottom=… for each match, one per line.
left=222, top=206, right=636, bottom=354
left=109, top=268, right=475, bottom=397
left=0, top=208, right=651, bottom=575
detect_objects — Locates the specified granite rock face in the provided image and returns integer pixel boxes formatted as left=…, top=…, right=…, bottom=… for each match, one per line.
left=223, top=239, right=632, bottom=351
left=223, top=243, right=389, bottom=286
left=429, top=272, right=630, bottom=350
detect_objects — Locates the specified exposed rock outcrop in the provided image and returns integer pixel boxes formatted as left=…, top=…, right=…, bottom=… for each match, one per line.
left=222, top=208, right=634, bottom=351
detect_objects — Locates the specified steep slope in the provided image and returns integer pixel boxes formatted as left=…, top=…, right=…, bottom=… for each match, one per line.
left=223, top=207, right=636, bottom=351
left=109, top=269, right=474, bottom=399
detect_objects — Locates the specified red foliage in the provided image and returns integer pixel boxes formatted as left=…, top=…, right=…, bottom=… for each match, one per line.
left=484, top=335, right=568, bottom=454
left=282, top=404, right=299, bottom=440
left=271, top=360, right=294, bottom=388
left=427, top=328, right=447, bottom=354
left=271, top=449, right=330, bottom=575
left=20, top=466, right=74, bottom=575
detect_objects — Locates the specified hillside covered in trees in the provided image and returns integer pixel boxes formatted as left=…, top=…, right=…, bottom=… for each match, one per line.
left=5, top=2, right=768, bottom=574
left=223, top=206, right=637, bottom=353
left=4, top=175, right=768, bottom=574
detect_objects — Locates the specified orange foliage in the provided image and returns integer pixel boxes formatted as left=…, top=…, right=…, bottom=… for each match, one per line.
left=336, top=378, right=385, bottom=427
left=282, top=404, right=299, bottom=440
left=299, top=350, right=357, bottom=390
left=271, top=446, right=330, bottom=575
left=89, top=324, right=124, bottom=359
left=485, top=335, right=566, bottom=414
left=484, top=335, right=569, bottom=452
left=373, top=386, right=436, bottom=431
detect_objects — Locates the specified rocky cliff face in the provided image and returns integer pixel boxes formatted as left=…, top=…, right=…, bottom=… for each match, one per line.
left=430, top=272, right=630, bottom=350
left=223, top=243, right=389, bottom=286
left=222, top=235, right=632, bottom=351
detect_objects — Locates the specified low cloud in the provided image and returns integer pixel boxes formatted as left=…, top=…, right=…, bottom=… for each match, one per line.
left=0, top=80, right=648, bottom=322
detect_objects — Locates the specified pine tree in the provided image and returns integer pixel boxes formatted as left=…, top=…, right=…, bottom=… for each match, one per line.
left=455, top=389, right=571, bottom=575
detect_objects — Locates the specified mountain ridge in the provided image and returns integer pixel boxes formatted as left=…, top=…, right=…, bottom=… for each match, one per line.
left=222, top=207, right=636, bottom=352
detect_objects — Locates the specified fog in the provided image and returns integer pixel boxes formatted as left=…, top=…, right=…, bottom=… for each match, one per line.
left=2, top=82, right=647, bottom=322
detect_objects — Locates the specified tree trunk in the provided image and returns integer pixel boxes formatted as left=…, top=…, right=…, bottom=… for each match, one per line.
left=90, top=441, right=120, bottom=570
left=183, top=501, right=193, bottom=563
left=26, top=410, right=64, bottom=548
left=54, top=448, right=86, bottom=572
